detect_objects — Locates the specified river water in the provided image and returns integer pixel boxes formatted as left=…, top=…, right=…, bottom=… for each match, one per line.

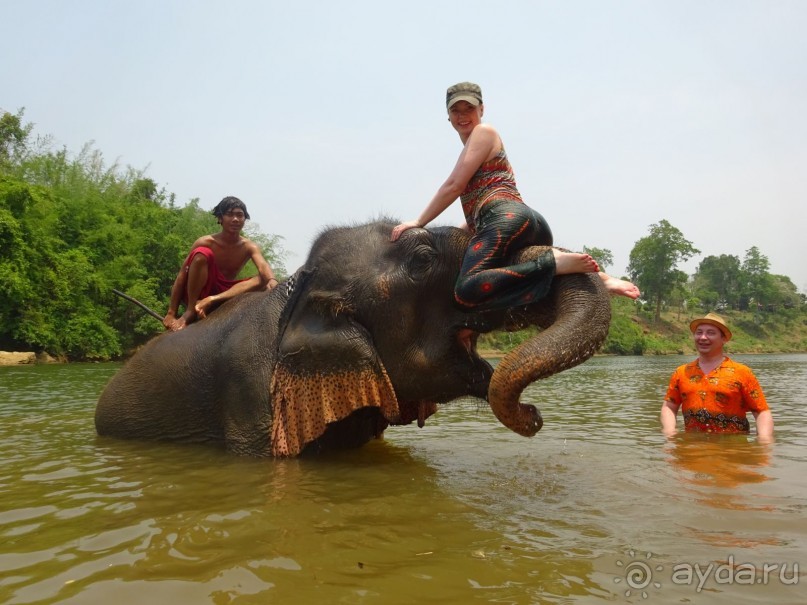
left=1, top=355, right=805, bottom=604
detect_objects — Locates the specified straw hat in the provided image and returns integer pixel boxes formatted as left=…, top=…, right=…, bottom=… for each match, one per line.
left=689, top=312, right=732, bottom=341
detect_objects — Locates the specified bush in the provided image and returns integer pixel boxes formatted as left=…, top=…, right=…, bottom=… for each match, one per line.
left=602, top=314, right=645, bottom=355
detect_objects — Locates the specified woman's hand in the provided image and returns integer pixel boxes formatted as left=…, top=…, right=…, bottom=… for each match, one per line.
left=390, top=221, right=422, bottom=242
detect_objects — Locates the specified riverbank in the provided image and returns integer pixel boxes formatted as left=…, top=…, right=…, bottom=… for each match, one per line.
left=0, top=351, right=63, bottom=366
left=479, top=303, right=807, bottom=357
left=0, top=351, right=36, bottom=366
left=624, top=305, right=807, bottom=354
left=4, top=304, right=805, bottom=364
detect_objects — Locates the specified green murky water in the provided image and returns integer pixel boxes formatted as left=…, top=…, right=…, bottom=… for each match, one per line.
left=1, top=355, right=805, bottom=604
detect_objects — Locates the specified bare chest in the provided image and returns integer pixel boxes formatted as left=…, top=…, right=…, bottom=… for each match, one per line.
left=207, top=241, right=251, bottom=279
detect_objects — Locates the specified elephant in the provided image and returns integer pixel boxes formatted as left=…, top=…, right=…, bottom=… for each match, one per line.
left=95, top=219, right=611, bottom=457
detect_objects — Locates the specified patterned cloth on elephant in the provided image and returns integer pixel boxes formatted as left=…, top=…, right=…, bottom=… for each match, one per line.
left=181, top=246, right=247, bottom=303
left=665, top=357, right=769, bottom=433
left=455, top=149, right=556, bottom=312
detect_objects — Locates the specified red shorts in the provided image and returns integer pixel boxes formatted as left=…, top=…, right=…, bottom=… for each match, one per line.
left=182, top=246, right=246, bottom=302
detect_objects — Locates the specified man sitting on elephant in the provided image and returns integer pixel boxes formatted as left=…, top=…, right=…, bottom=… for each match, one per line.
left=163, top=196, right=280, bottom=331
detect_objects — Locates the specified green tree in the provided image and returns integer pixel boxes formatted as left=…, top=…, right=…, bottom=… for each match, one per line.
left=0, top=112, right=288, bottom=359
left=602, top=296, right=645, bottom=355
left=627, top=219, right=700, bottom=322
left=244, top=221, right=287, bottom=277
left=693, top=254, right=742, bottom=310
left=0, top=109, right=33, bottom=168
left=582, top=246, right=613, bottom=272
left=740, top=246, right=774, bottom=310
left=769, top=274, right=801, bottom=308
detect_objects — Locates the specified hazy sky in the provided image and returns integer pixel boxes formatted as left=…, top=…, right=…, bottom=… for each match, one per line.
left=4, top=1, right=806, bottom=290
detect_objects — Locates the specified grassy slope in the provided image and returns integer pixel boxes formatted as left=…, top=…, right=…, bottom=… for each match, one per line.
left=632, top=307, right=807, bottom=354
left=479, top=300, right=807, bottom=356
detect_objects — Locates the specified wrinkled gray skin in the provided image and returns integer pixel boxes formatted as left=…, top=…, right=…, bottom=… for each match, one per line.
left=95, top=220, right=611, bottom=456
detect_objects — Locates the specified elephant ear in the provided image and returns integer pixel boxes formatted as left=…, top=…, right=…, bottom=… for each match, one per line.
left=270, top=274, right=402, bottom=457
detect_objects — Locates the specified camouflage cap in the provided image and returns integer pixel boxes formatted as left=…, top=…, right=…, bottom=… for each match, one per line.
left=446, top=82, right=483, bottom=109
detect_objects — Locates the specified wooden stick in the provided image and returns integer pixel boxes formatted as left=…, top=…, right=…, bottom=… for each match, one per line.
left=112, top=289, right=164, bottom=323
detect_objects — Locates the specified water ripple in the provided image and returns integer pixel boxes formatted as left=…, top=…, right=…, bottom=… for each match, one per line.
left=1, top=357, right=805, bottom=604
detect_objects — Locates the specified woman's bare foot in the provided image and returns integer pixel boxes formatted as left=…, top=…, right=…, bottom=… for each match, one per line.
left=552, top=250, right=600, bottom=275
left=599, top=273, right=641, bottom=299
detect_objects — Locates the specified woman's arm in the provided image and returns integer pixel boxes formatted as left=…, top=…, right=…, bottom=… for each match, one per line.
left=391, top=125, right=500, bottom=241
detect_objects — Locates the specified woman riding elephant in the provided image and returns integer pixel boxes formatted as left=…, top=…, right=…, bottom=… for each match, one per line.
left=390, top=81, right=640, bottom=310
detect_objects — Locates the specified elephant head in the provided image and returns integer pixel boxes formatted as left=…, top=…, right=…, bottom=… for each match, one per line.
left=269, top=222, right=496, bottom=455
left=95, top=220, right=610, bottom=457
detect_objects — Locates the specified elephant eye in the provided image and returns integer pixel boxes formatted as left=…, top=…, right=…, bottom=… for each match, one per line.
left=407, top=245, right=437, bottom=281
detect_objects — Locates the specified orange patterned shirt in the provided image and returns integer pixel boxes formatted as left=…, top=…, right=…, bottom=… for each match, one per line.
left=665, top=357, right=769, bottom=433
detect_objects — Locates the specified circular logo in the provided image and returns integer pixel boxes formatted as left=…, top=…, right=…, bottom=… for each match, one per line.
left=614, top=551, right=663, bottom=598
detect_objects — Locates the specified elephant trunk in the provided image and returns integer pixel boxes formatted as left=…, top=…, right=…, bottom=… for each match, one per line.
left=487, top=246, right=611, bottom=436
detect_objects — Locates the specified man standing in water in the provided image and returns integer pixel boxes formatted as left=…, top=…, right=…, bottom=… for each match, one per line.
left=163, top=196, right=279, bottom=331
left=660, top=313, right=773, bottom=441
